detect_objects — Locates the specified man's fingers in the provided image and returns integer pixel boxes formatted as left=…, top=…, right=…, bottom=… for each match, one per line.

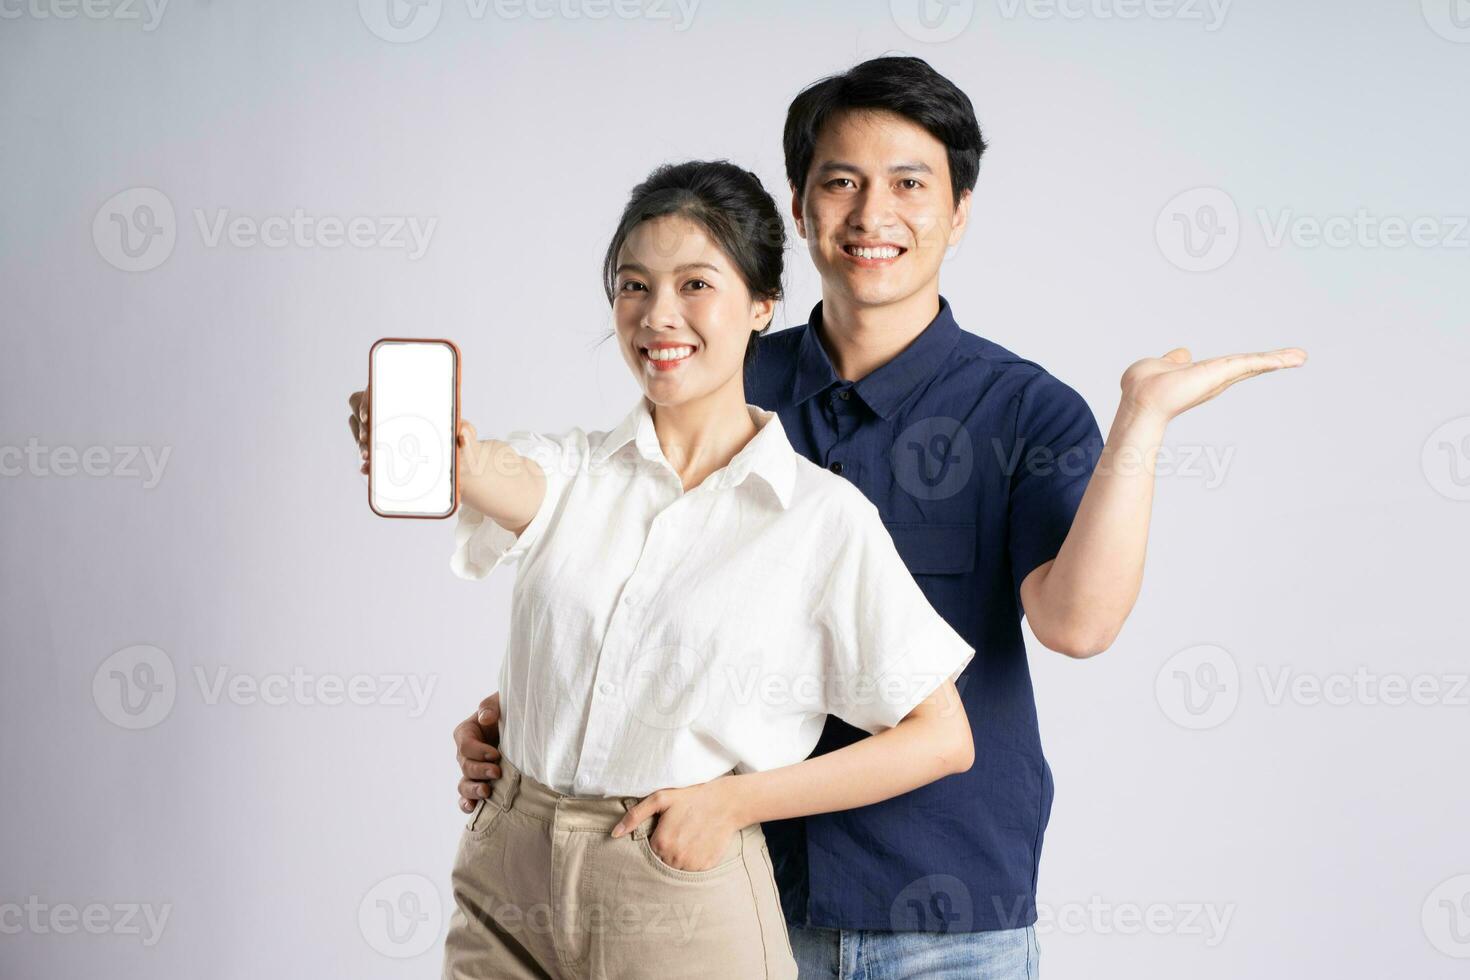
left=458, top=777, right=491, bottom=803
left=458, top=753, right=501, bottom=780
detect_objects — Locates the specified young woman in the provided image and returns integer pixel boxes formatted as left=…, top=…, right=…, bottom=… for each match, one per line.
left=350, top=161, right=976, bottom=979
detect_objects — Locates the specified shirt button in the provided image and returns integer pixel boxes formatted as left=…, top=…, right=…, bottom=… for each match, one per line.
left=839, top=390, right=851, bottom=400
left=622, top=593, right=637, bottom=606
left=599, top=681, right=616, bottom=696
left=575, top=774, right=591, bottom=792
left=829, top=461, right=844, bottom=475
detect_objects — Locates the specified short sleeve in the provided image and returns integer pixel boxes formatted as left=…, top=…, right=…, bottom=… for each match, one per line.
left=815, top=496, right=976, bottom=735
left=1006, top=374, right=1103, bottom=600
left=450, top=430, right=572, bottom=581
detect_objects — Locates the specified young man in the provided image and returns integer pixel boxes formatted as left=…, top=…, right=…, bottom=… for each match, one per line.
left=452, top=57, right=1304, bottom=978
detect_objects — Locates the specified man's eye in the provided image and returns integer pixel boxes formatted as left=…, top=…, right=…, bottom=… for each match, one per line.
left=899, top=179, right=922, bottom=190
left=826, top=178, right=855, bottom=189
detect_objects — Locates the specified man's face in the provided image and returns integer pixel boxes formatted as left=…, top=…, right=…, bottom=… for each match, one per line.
left=793, top=109, right=970, bottom=311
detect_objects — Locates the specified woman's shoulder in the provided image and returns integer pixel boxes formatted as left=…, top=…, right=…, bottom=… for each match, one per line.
left=785, top=454, right=884, bottom=527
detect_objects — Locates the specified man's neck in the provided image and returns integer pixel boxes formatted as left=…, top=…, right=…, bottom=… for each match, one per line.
left=816, top=288, right=941, bottom=382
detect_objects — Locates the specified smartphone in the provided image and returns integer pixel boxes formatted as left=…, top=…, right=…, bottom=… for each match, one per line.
left=368, top=338, right=461, bottom=519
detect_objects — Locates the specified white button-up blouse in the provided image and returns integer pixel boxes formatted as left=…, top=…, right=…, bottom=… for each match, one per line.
left=450, top=395, right=975, bottom=798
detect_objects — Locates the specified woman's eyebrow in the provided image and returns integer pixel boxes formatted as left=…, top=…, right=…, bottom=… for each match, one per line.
left=617, top=262, right=722, bottom=275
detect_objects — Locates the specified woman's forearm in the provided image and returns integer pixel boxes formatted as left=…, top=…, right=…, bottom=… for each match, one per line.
left=457, top=433, right=547, bottom=535
left=723, top=681, right=972, bottom=827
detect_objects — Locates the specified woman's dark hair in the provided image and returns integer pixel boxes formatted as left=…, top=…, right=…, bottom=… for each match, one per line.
left=602, top=160, right=785, bottom=370
left=783, top=56, right=987, bottom=207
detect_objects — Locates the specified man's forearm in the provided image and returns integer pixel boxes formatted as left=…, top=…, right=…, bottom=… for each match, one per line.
left=1023, top=403, right=1169, bottom=657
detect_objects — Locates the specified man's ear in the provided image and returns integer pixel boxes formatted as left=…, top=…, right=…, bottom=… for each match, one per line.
left=948, top=188, right=973, bottom=248
left=789, top=183, right=807, bottom=240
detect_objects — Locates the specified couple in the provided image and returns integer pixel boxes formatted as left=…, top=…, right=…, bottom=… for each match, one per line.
left=350, top=56, right=1304, bottom=980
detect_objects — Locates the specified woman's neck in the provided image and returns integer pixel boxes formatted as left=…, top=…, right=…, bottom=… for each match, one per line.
left=649, top=378, right=759, bottom=493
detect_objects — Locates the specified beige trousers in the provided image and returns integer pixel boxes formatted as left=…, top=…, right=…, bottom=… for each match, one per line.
left=442, top=755, right=797, bottom=980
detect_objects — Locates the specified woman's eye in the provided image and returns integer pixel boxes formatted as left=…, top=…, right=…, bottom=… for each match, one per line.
left=619, top=280, right=646, bottom=292
left=684, top=279, right=709, bottom=291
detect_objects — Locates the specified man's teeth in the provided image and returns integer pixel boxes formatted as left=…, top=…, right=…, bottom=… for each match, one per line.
left=646, top=346, right=695, bottom=361
left=847, top=245, right=902, bottom=259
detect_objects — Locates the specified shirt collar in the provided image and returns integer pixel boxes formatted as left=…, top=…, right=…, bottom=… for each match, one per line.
left=590, top=394, right=797, bottom=509
left=791, top=295, right=962, bottom=420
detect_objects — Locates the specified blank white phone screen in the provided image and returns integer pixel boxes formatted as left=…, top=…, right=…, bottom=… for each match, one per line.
left=370, top=341, right=456, bottom=517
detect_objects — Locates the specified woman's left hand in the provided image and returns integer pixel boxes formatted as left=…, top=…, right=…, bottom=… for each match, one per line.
left=610, top=775, right=745, bottom=872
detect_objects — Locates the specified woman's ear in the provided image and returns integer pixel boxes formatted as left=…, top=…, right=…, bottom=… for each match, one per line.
left=751, top=295, right=776, bottom=332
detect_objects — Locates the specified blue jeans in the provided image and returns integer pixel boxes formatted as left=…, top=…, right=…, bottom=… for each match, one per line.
left=788, top=924, right=1039, bottom=980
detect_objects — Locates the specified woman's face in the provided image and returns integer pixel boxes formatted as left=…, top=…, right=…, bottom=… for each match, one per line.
left=613, top=214, right=773, bottom=409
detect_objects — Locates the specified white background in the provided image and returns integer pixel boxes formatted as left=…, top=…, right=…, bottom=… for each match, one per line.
left=2, top=1, right=1467, bottom=977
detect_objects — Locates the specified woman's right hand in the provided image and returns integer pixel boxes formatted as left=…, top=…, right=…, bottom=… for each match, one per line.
left=348, top=386, right=370, bottom=475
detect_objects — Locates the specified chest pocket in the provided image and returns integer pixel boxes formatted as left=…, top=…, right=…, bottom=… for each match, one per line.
left=882, top=522, right=977, bottom=576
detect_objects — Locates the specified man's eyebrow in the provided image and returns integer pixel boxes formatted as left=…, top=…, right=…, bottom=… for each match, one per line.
left=812, top=161, right=935, bottom=176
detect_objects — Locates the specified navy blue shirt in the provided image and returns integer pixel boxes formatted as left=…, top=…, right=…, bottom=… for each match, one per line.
left=746, top=297, right=1103, bottom=933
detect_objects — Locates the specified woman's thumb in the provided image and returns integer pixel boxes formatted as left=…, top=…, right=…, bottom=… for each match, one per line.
left=456, top=419, right=477, bottom=447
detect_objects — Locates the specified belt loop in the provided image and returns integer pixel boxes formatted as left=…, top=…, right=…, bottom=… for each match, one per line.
left=619, top=797, right=649, bottom=839
left=498, top=761, right=521, bottom=812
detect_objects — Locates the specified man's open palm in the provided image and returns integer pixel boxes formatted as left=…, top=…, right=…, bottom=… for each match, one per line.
left=1121, top=346, right=1308, bottom=422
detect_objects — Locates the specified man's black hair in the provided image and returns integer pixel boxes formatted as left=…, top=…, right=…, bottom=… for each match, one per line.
left=783, top=56, right=987, bottom=207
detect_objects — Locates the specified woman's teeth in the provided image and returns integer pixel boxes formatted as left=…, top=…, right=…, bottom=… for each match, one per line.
left=846, top=245, right=902, bottom=259
left=644, top=346, right=695, bottom=362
